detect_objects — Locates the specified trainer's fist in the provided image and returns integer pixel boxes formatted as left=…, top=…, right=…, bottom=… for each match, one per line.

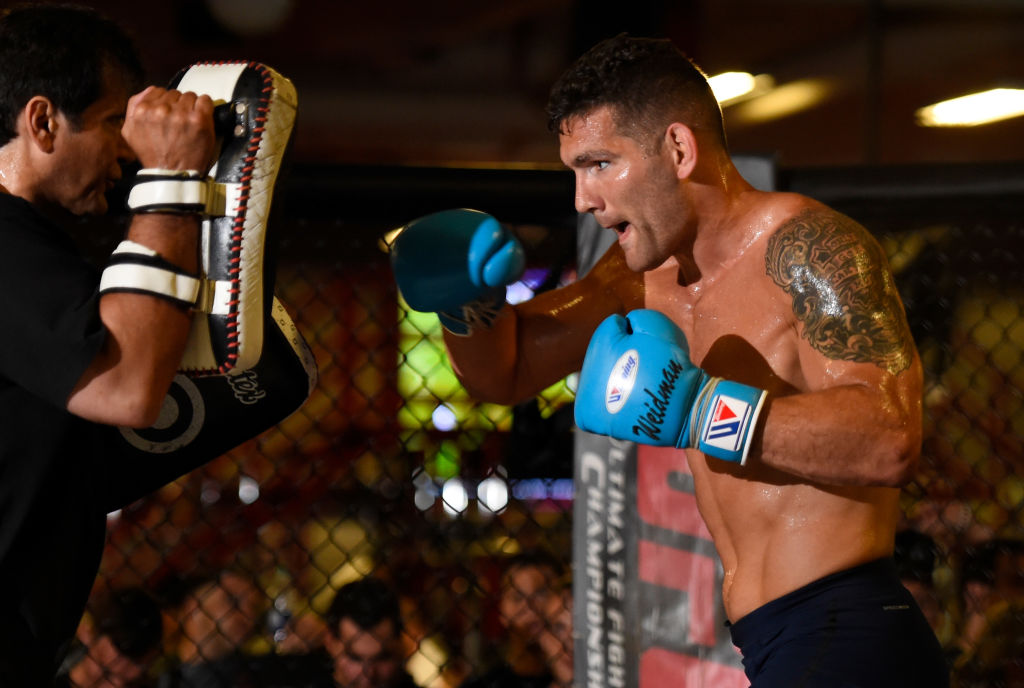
left=390, top=209, right=525, bottom=334
left=574, top=310, right=767, bottom=464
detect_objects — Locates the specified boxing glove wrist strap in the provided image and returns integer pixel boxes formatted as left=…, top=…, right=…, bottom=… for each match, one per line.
left=687, top=378, right=767, bottom=465
left=99, top=240, right=201, bottom=309
left=127, top=168, right=243, bottom=217
left=438, top=292, right=505, bottom=336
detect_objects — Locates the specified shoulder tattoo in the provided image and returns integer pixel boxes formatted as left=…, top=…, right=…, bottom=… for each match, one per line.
left=764, top=208, right=913, bottom=375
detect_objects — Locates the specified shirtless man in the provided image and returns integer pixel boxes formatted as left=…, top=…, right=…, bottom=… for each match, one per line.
left=391, top=35, right=948, bottom=687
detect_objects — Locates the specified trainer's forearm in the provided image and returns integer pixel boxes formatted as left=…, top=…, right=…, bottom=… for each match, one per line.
left=66, top=216, right=200, bottom=426
left=124, top=213, right=201, bottom=272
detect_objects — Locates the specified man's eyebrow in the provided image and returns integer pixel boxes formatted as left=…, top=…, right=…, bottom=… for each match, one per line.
left=570, top=150, right=614, bottom=166
left=346, top=648, right=391, bottom=662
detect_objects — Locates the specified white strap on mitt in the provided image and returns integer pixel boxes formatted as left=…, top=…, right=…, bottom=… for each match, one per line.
left=126, top=168, right=242, bottom=216
left=99, top=240, right=201, bottom=308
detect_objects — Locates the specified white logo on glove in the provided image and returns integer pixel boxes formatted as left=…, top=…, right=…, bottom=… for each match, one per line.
left=605, top=349, right=639, bottom=414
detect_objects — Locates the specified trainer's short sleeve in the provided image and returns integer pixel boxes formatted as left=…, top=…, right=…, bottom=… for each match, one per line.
left=0, top=195, right=107, bottom=407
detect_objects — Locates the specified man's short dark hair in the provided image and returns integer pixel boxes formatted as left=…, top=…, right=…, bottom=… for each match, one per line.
left=546, top=33, right=727, bottom=150
left=93, top=587, right=163, bottom=660
left=0, top=3, right=144, bottom=146
left=324, top=578, right=403, bottom=638
left=962, top=538, right=1024, bottom=588
left=502, top=549, right=567, bottom=588
left=894, top=529, right=938, bottom=585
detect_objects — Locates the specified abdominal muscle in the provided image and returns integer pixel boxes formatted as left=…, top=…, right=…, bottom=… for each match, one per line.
left=689, top=451, right=902, bottom=622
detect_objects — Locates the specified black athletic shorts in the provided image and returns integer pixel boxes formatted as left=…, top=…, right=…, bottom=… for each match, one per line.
left=727, top=557, right=950, bottom=688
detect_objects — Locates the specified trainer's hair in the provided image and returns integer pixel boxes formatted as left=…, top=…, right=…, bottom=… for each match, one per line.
left=546, top=34, right=727, bottom=151
left=324, top=577, right=404, bottom=637
left=0, top=3, right=144, bottom=146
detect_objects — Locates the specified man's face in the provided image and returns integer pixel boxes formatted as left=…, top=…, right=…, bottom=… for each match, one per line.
left=46, top=73, right=133, bottom=215
left=559, top=105, right=688, bottom=273
left=182, top=573, right=263, bottom=660
left=500, top=564, right=556, bottom=638
left=79, top=634, right=153, bottom=688
left=325, top=617, right=404, bottom=688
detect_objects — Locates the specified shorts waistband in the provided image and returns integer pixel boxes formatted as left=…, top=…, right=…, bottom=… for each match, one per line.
left=729, top=557, right=898, bottom=648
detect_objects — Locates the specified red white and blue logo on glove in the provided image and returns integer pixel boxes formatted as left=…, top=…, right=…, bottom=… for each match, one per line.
left=604, top=349, right=639, bottom=413
left=700, top=391, right=757, bottom=454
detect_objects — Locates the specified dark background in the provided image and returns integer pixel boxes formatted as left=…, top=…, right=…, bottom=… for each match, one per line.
left=72, top=0, right=1024, bottom=168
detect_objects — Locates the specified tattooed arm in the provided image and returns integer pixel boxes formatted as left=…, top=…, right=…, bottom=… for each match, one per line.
left=754, top=206, right=923, bottom=486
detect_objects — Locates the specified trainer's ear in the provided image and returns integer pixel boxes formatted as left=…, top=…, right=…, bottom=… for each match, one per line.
left=665, top=122, right=698, bottom=180
left=23, top=96, right=58, bottom=153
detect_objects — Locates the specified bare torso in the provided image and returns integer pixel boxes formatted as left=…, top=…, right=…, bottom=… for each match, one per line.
left=640, top=192, right=904, bottom=621
left=447, top=189, right=916, bottom=622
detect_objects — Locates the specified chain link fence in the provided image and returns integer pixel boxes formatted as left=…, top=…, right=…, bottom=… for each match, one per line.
left=74, top=163, right=1022, bottom=687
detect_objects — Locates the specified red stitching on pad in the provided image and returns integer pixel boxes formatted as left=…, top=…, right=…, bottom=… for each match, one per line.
left=189, top=60, right=277, bottom=375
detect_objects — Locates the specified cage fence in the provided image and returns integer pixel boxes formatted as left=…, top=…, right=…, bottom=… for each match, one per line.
left=74, top=165, right=1023, bottom=688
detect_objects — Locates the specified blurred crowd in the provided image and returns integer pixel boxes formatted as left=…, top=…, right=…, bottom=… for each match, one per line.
left=58, top=550, right=573, bottom=688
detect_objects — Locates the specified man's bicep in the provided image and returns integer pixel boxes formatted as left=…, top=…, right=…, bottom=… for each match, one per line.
left=765, top=206, right=916, bottom=377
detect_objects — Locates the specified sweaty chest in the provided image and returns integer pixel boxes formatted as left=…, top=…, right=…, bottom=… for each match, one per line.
left=642, top=260, right=802, bottom=390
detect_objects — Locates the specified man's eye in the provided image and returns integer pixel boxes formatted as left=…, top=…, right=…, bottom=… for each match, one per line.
left=596, top=161, right=610, bottom=170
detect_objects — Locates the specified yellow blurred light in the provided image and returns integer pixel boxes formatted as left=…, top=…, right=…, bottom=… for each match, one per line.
left=916, top=88, right=1024, bottom=127
left=730, top=78, right=832, bottom=123
left=708, top=71, right=774, bottom=106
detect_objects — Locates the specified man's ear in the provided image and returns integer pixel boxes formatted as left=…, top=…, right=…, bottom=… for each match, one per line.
left=665, top=122, right=698, bottom=180
left=323, top=628, right=340, bottom=656
left=23, top=96, right=59, bottom=153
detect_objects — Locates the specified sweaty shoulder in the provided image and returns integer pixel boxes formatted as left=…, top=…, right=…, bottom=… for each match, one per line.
left=763, top=203, right=914, bottom=375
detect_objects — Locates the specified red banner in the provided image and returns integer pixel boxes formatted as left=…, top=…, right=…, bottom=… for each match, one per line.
left=573, top=436, right=748, bottom=687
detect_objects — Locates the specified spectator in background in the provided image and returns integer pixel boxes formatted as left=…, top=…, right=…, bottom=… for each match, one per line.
left=950, top=538, right=1024, bottom=687
left=460, top=550, right=569, bottom=688
left=158, top=569, right=267, bottom=688
left=56, top=587, right=164, bottom=688
left=956, top=539, right=1024, bottom=653
left=894, top=528, right=945, bottom=638
left=536, top=587, right=572, bottom=688
left=320, top=577, right=418, bottom=688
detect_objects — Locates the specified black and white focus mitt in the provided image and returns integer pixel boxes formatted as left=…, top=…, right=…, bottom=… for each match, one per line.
left=104, top=297, right=317, bottom=511
left=101, top=60, right=298, bottom=375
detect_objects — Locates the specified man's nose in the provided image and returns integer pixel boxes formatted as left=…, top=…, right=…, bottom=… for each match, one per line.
left=574, top=175, right=601, bottom=215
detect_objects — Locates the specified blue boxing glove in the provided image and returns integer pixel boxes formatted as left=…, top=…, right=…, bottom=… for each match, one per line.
left=574, top=310, right=768, bottom=465
left=389, top=209, right=525, bottom=335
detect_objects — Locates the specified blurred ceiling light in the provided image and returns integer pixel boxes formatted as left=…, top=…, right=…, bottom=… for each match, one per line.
left=709, top=72, right=774, bottom=106
left=916, top=88, right=1024, bottom=127
left=730, top=78, right=833, bottom=123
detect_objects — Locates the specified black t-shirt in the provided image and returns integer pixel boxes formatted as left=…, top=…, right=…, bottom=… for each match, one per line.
left=459, top=662, right=554, bottom=688
left=0, top=193, right=112, bottom=685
